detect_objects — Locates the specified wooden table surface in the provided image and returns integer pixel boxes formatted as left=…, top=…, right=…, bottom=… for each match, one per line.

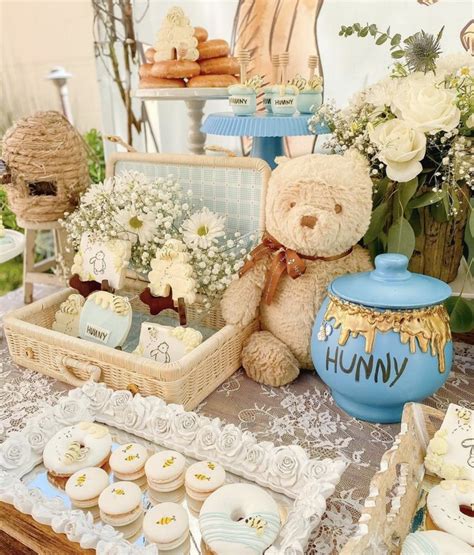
left=0, top=501, right=94, bottom=555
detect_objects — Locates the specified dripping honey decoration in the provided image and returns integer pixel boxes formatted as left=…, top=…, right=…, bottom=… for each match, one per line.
left=324, top=294, right=451, bottom=374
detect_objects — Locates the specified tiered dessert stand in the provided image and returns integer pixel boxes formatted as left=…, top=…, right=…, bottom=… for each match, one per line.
left=135, top=88, right=229, bottom=155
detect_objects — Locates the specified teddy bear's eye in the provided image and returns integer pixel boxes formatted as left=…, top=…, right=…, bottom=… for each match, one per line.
left=289, top=202, right=296, bottom=208
left=334, top=204, right=342, bottom=214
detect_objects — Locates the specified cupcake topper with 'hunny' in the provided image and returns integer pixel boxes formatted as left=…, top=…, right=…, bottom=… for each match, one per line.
left=307, top=55, right=319, bottom=80
left=237, top=49, right=251, bottom=84
left=139, top=239, right=197, bottom=325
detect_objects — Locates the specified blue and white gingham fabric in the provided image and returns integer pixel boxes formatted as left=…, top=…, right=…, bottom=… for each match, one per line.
left=115, top=159, right=264, bottom=237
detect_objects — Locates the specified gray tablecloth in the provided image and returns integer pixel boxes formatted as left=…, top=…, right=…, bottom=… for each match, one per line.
left=1, top=286, right=473, bottom=554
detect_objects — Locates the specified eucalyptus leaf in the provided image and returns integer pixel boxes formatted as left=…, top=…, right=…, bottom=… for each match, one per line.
left=369, top=24, right=377, bottom=36
left=364, top=201, right=388, bottom=244
left=376, top=34, right=388, bottom=45
left=391, top=33, right=401, bottom=46
left=445, top=296, right=474, bottom=333
left=373, top=177, right=389, bottom=205
left=431, top=201, right=449, bottom=223
left=359, top=27, right=369, bottom=37
left=399, top=178, right=418, bottom=211
left=409, top=209, right=422, bottom=237
left=408, top=190, right=445, bottom=209
left=391, top=50, right=405, bottom=59
left=387, top=217, right=415, bottom=259
left=353, top=23, right=361, bottom=32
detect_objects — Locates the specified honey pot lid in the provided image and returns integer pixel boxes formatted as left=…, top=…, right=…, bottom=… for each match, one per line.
left=329, top=253, right=452, bottom=309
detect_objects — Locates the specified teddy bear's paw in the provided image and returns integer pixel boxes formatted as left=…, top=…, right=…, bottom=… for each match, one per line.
left=242, top=331, right=300, bottom=387
left=221, top=282, right=259, bottom=327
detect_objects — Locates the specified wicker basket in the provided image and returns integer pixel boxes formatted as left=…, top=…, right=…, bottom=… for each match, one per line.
left=4, top=153, right=271, bottom=409
left=341, top=403, right=445, bottom=554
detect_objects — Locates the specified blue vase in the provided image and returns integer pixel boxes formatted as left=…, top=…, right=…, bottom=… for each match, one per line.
left=311, top=254, right=453, bottom=423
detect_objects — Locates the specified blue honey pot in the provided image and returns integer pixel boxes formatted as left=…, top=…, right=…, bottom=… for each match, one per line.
left=311, top=253, right=453, bottom=424
left=228, top=84, right=257, bottom=116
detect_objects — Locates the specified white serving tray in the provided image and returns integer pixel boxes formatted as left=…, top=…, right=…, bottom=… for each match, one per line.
left=134, top=88, right=229, bottom=101
left=0, top=383, right=346, bottom=554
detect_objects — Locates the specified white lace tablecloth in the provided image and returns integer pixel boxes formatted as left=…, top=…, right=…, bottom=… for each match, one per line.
left=1, top=286, right=473, bottom=554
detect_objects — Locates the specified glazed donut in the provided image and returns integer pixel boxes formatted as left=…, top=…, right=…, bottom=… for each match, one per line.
left=426, top=480, right=474, bottom=545
left=151, top=60, right=200, bottom=79
left=199, top=483, right=281, bottom=555
left=199, top=56, right=239, bottom=76
left=187, top=74, right=239, bottom=88
left=139, top=63, right=154, bottom=78
left=144, top=47, right=156, bottom=63
left=139, top=76, right=186, bottom=89
left=194, top=26, right=208, bottom=43
left=43, top=422, right=112, bottom=477
left=401, top=531, right=473, bottom=555
left=198, top=39, right=230, bottom=60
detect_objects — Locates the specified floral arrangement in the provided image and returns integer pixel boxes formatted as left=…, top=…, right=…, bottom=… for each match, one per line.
left=63, top=172, right=254, bottom=309
left=308, top=26, right=473, bottom=330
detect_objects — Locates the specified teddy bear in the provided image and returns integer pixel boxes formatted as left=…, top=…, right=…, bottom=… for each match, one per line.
left=220, top=149, right=374, bottom=387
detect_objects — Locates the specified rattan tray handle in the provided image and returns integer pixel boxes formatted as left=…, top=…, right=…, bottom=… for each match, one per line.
left=56, top=355, right=102, bottom=387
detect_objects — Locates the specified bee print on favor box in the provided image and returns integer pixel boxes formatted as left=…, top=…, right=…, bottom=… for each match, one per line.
left=124, top=454, right=140, bottom=462
left=207, top=462, right=216, bottom=470
left=157, top=515, right=176, bottom=525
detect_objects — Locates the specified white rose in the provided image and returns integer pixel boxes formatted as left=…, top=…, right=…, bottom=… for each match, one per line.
left=0, top=437, right=31, bottom=469
left=269, top=445, right=303, bottom=489
left=369, top=119, right=426, bottom=182
left=392, top=78, right=460, bottom=133
left=172, top=412, right=201, bottom=444
left=53, top=398, right=90, bottom=425
left=25, top=426, right=49, bottom=453
left=195, top=422, right=220, bottom=452
left=216, top=424, right=243, bottom=459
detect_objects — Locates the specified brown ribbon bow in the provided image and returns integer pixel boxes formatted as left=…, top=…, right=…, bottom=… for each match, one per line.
left=240, top=233, right=352, bottom=305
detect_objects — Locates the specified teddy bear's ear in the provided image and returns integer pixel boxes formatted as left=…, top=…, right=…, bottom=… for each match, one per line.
left=274, top=156, right=290, bottom=167
left=343, top=148, right=370, bottom=174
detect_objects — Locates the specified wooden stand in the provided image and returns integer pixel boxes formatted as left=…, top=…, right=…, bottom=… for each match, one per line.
left=140, top=287, right=187, bottom=326
left=17, top=219, right=72, bottom=304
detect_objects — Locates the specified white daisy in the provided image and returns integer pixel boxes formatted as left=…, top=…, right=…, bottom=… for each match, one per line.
left=116, top=207, right=156, bottom=244
left=182, top=207, right=225, bottom=249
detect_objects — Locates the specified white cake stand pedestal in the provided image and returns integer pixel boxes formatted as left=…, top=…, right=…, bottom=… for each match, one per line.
left=135, top=88, right=229, bottom=155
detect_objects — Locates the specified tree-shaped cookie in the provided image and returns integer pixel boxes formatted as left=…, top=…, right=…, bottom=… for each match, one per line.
left=154, top=6, right=199, bottom=62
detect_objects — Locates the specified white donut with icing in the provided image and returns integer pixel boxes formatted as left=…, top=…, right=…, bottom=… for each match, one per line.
left=401, top=531, right=474, bottom=554
left=427, top=480, right=474, bottom=546
left=199, top=483, right=281, bottom=555
left=43, top=422, right=112, bottom=477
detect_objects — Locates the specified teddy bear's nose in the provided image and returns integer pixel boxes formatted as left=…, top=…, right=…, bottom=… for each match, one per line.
left=301, top=215, right=317, bottom=229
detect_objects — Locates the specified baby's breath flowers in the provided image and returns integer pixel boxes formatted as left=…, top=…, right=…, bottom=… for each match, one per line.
left=63, top=171, right=254, bottom=309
